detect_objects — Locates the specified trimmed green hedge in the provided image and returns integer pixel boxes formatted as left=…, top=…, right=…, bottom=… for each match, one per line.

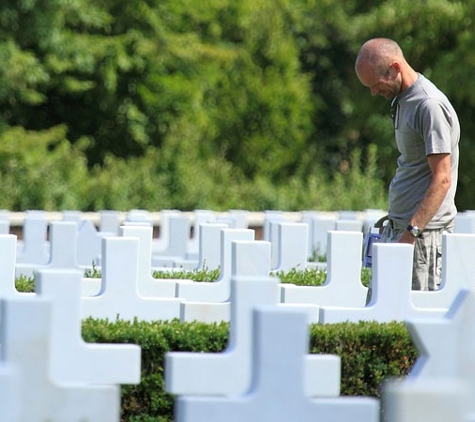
left=82, top=318, right=418, bottom=422
left=309, top=321, right=417, bottom=396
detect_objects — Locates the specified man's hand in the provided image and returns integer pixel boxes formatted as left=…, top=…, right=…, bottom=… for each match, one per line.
left=398, top=229, right=417, bottom=245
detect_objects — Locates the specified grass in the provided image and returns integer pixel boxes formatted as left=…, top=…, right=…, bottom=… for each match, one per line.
left=15, top=274, right=35, bottom=292
left=15, top=266, right=372, bottom=292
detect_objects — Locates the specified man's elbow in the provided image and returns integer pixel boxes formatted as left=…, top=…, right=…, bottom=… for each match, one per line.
left=439, top=175, right=451, bottom=193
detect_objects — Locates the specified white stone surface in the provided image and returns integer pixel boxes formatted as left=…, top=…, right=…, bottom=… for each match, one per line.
left=16, top=211, right=49, bottom=266
left=195, top=223, right=229, bottom=271
left=16, top=221, right=87, bottom=278
left=320, top=243, right=447, bottom=323
left=281, top=231, right=367, bottom=308
left=169, top=240, right=330, bottom=393
left=270, top=221, right=309, bottom=272
left=382, top=378, right=471, bottom=422
left=152, top=214, right=191, bottom=265
left=0, top=235, right=25, bottom=299
left=120, top=225, right=177, bottom=297
left=186, top=210, right=215, bottom=260
left=36, top=268, right=141, bottom=385
left=179, top=239, right=271, bottom=323
left=82, top=236, right=182, bottom=321
left=336, top=219, right=363, bottom=232
left=99, top=210, right=121, bottom=235
left=175, top=306, right=379, bottom=422
left=0, top=297, right=121, bottom=421
left=175, top=229, right=255, bottom=302
left=307, top=214, right=337, bottom=258
left=412, top=233, right=475, bottom=309
left=454, top=211, right=475, bottom=233
left=407, top=288, right=475, bottom=391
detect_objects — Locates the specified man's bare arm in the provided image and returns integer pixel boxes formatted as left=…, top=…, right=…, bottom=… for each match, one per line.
left=398, top=153, right=451, bottom=244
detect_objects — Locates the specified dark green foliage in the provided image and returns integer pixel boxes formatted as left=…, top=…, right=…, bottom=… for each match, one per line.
left=309, top=321, right=417, bottom=397
left=1, top=0, right=473, bottom=209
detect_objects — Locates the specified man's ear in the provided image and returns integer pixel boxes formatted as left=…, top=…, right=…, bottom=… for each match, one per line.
left=390, top=61, right=402, bottom=74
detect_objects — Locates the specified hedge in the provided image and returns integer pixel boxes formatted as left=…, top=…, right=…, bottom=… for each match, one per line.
left=82, top=318, right=418, bottom=422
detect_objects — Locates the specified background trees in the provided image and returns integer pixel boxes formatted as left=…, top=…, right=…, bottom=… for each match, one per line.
left=0, top=0, right=472, bottom=212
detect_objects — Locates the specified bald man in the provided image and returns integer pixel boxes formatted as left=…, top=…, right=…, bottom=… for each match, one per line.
left=356, top=38, right=460, bottom=291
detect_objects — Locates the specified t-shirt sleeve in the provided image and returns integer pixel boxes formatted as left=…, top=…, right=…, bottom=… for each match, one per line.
left=417, top=98, right=454, bottom=155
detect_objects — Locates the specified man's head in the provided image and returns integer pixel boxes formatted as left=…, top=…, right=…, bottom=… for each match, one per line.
left=355, top=38, right=405, bottom=100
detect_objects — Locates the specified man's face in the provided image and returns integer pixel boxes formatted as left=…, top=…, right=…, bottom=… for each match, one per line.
left=356, top=62, right=401, bottom=100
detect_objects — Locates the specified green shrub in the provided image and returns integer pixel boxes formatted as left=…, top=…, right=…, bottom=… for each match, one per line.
left=0, top=126, right=90, bottom=210
left=81, top=318, right=417, bottom=421
left=0, top=124, right=387, bottom=211
left=15, top=274, right=35, bottom=292
left=309, top=321, right=417, bottom=397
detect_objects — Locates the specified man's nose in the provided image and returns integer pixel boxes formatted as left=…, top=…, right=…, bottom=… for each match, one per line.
left=370, top=87, right=379, bottom=96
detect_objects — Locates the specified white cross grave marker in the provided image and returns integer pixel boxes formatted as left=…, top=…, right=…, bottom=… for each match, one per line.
left=0, top=297, right=121, bottom=421
left=178, top=239, right=271, bottom=323
left=82, top=235, right=182, bottom=322
left=174, top=305, right=379, bottom=422
left=99, top=210, right=121, bottom=235
left=186, top=210, right=215, bottom=261
left=0, top=235, right=28, bottom=300
left=77, top=219, right=103, bottom=266
left=120, top=225, right=177, bottom=297
left=281, top=231, right=368, bottom=308
left=195, top=222, right=228, bottom=271
left=270, top=221, right=309, bottom=272
left=167, top=240, right=337, bottom=396
left=0, top=363, right=21, bottom=422
left=407, top=288, right=475, bottom=385
left=175, top=228, right=255, bottom=302
left=455, top=210, right=475, bottom=233
left=381, top=287, right=475, bottom=421
left=152, top=214, right=191, bottom=266
left=17, top=221, right=84, bottom=278
left=411, top=232, right=475, bottom=309
left=36, top=268, right=141, bottom=385
left=320, top=243, right=446, bottom=323
left=15, top=210, right=49, bottom=268
left=307, top=213, right=337, bottom=258
left=382, top=378, right=471, bottom=422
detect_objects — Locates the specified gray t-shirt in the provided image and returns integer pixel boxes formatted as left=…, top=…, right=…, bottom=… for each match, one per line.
left=388, top=74, right=460, bottom=229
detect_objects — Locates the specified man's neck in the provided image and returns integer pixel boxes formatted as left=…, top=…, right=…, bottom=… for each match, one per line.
left=400, top=67, right=419, bottom=92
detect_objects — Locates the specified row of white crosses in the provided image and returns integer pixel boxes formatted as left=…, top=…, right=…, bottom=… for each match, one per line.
left=6, top=209, right=475, bottom=326
left=2, top=209, right=475, bottom=420
left=6, top=207, right=475, bottom=270
left=6, top=208, right=475, bottom=324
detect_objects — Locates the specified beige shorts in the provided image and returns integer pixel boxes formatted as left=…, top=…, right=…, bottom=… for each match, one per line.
left=379, top=221, right=454, bottom=290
